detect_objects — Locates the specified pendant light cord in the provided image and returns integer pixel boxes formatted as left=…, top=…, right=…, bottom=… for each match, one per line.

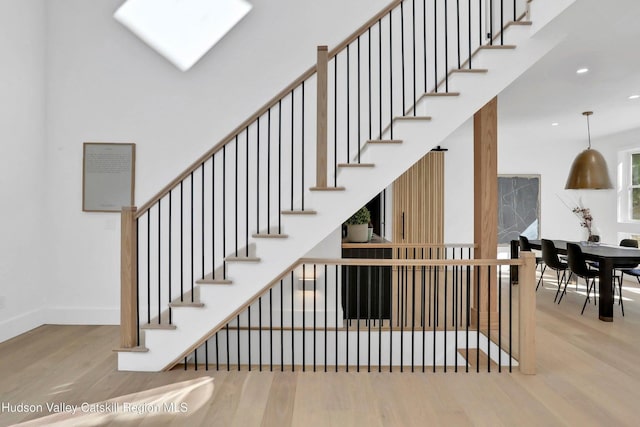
left=586, top=114, right=592, bottom=149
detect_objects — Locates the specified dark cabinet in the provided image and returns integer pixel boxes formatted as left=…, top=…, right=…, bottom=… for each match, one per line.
left=341, top=246, right=392, bottom=320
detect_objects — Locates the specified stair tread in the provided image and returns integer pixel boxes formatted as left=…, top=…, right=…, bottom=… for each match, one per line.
left=366, top=139, right=402, bottom=144
left=479, top=44, right=516, bottom=49
left=281, top=210, right=317, bottom=215
left=169, top=302, right=205, bottom=308
left=113, top=346, right=149, bottom=353
left=196, top=277, right=233, bottom=285
left=225, top=256, right=261, bottom=262
left=425, top=92, right=460, bottom=96
left=394, top=116, right=432, bottom=121
left=309, top=186, right=346, bottom=191
left=451, top=68, right=488, bottom=73
left=141, top=323, right=177, bottom=330
left=252, top=233, right=289, bottom=238
left=338, top=163, right=375, bottom=167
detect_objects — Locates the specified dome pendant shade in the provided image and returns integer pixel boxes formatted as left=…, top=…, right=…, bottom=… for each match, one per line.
left=564, top=148, right=613, bottom=189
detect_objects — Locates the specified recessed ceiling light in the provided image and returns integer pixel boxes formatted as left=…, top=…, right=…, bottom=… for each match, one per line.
left=576, top=68, right=589, bottom=74
left=629, top=94, right=640, bottom=100
left=551, top=122, right=559, bottom=126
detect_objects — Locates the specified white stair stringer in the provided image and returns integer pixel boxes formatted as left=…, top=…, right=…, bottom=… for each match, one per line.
left=118, top=0, right=574, bottom=372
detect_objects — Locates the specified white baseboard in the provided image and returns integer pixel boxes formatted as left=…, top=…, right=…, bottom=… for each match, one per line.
left=0, top=307, right=119, bottom=343
left=43, top=307, right=119, bottom=325
left=0, top=308, right=45, bottom=343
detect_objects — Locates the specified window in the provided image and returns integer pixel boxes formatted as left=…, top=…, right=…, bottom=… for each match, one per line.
left=631, top=153, right=640, bottom=220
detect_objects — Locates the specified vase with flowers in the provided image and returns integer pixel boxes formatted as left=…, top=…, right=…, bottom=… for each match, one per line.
left=571, top=205, right=599, bottom=243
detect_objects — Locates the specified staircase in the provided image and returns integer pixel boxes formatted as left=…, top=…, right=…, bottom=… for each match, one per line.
left=118, top=0, right=575, bottom=371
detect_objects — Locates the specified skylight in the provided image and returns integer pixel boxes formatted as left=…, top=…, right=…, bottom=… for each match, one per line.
left=114, top=0, right=252, bottom=71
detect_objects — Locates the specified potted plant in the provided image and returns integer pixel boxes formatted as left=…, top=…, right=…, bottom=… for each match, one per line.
left=345, top=206, right=371, bottom=242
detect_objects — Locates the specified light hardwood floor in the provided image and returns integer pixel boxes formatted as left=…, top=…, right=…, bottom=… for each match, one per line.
left=2, top=275, right=640, bottom=426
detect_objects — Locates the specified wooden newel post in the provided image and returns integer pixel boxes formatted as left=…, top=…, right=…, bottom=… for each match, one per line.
left=519, top=251, right=536, bottom=374
left=121, top=206, right=138, bottom=348
left=316, top=45, right=328, bottom=188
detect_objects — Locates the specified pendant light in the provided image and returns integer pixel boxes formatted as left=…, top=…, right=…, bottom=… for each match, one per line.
left=564, top=111, right=613, bottom=189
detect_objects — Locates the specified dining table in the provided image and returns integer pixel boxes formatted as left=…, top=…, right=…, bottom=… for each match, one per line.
left=512, top=239, right=640, bottom=322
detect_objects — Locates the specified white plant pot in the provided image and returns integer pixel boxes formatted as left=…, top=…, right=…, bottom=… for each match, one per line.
left=347, top=224, right=369, bottom=242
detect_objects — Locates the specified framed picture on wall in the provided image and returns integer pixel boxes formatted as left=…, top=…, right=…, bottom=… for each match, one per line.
left=82, top=142, right=136, bottom=212
left=497, top=175, right=540, bottom=245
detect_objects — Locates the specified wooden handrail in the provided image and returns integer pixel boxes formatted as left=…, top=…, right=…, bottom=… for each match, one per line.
left=137, top=0, right=402, bottom=217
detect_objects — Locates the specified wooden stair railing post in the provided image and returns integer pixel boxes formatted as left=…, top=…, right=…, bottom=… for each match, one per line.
left=316, top=45, right=328, bottom=188
left=121, top=206, right=138, bottom=348
left=519, top=251, right=536, bottom=374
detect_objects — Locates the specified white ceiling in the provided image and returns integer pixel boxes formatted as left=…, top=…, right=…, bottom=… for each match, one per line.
left=500, top=0, right=640, bottom=145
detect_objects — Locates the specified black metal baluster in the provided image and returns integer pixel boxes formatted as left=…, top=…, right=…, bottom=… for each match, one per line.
left=234, top=137, right=238, bottom=257
left=248, top=305, right=252, bottom=371
left=158, top=202, right=161, bottom=323
left=487, top=265, right=491, bottom=373
left=334, top=56, right=338, bottom=187
left=389, top=10, right=394, bottom=139
left=445, top=0, right=449, bottom=92
left=147, top=212, right=151, bottom=324
left=222, top=148, right=226, bottom=279
left=500, top=0, right=504, bottom=45
left=423, top=0, right=427, bottom=93
left=379, top=20, right=382, bottom=139
left=400, top=1, right=406, bottom=111
left=291, top=271, right=295, bottom=372
left=346, top=265, right=350, bottom=372
left=290, top=90, right=294, bottom=211
left=368, top=28, right=372, bottom=139
left=444, top=264, right=448, bottom=372
left=216, top=333, right=219, bottom=371
left=236, top=314, right=241, bottom=371
left=490, top=0, right=494, bottom=45
left=245, top=128, right=249, bottom=257
left=434, top=0, right=438, bottom=92
left=422, top=264, right=426, bottom=372
left=324, top=265, right=328, bottom=372
left=411, top=264, right=415, bottom=372
left=335, top=265, right=339, bottom=372
left=211, top=156, right=215, bottom=280
left=479, top=0, right=483, bottom=47
left=270, top=289, right=273, bottom=371
left=509, top=261, right=513, bottom=373
left=267, top=110, right=271, bottom=233
left=191, top=172, right=194, bottom=300
left=301, top=82, right=305, bottom=210
left=194, top=349, right=197, bottom=371
left=259, top=297, right=263, bottom=371
left=476, top=266, right=480, bottom=373
left=400, top=264, right=404, bottom=372
left=136, top=219, right=140, bottom=345
left=498, top=263, right=502, bottom=372
left=313, top=264, right=317, bottom=372
left=357, top=36, right=361, bottom=163
left=412, top=0, right=416, bottom=115
left=278, top=101, right=282, bottom=234
left=466, top=265, right=470, bottom=372
left=457, top=0, right=461, bottom=69
left=379, top=264, right=383, bottom=372
left=169, top=192, right=172, bottom=324
left=468, top=0, right=472, bottom=69
left=257, top=118, right=260, bottom=234
left=347, top=44, right=351, bottom=162
left=205, top=340, right=209, bottom=371
left=201, top=165, right=205, bottom=282
left=357, top=266, right=361, bottom=372
left=280, top=279, right=284, bottom=371
left=226, top=323, right=230, bottom=371
left=368, top=265, right=372, bottom=372
left=302, top=264, right=306, bottom=372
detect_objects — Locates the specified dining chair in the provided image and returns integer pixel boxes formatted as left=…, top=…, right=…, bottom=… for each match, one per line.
left=519, top=235, right=546, bottom=290
left=613, top=238, right=639, bottom=316
left=541, top=239, right=572, bottom=302
left=566, top=243, right=600, bottom=315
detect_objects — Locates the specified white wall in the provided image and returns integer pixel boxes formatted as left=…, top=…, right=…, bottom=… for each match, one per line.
left=0, top=0, right=391, bottom=340
left=0, top=0, right=47, bottom=341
